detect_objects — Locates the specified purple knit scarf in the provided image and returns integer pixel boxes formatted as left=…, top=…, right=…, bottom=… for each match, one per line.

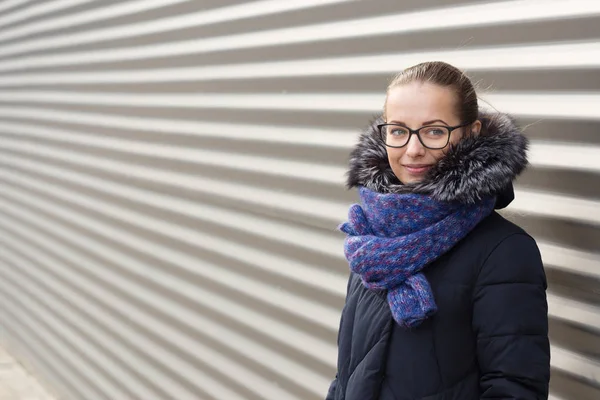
left=339, top=187, right=495, bottom=328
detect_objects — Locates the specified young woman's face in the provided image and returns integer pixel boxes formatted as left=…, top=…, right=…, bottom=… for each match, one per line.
left=384, top=81, right=480, bottom=184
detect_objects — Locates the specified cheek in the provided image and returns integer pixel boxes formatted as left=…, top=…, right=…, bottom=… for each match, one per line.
left=386, top=148, right=404, bottom=165
left=430, top=148, right=446, bottom=161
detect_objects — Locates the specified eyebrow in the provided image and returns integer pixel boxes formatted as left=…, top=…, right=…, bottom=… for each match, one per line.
left=389, top=119, right=449, bottom=126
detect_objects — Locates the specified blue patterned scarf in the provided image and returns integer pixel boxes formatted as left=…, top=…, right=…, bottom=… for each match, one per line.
left=339, top=187, right=495, bottom=328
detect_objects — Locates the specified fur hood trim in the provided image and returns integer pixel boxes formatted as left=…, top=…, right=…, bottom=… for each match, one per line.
left=346, top=112, right=528, bottom=205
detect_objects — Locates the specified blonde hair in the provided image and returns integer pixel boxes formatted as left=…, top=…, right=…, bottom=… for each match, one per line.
left=384, top=61, right=478, bottom=124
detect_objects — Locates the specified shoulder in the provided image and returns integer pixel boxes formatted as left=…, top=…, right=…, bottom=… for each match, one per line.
left=477, top=211, right=540, bottom=258
left=473, top=211, right=529, bottom=242
left=453, top=212, right=544, bottom=285
left=480, top=233, right=545, bottom=285
left=473, top=213, right=546, bottom=287
left=464, top=211, right=537, bottom=257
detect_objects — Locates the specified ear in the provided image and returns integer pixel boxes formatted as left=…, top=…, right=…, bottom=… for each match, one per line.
left=470, top=120, right=482, bottom=136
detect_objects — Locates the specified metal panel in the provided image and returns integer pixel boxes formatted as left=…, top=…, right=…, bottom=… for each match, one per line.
left=0, top=1, right=598, bottom=399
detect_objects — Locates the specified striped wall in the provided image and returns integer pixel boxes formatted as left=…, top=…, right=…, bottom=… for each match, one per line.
left=0, top=1, right=598, bottom=399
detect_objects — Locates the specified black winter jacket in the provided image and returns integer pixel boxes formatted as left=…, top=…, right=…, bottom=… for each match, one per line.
left=327, top=113, right=550, bottom=400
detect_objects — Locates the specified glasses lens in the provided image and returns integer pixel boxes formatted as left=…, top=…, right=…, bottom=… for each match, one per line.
left=382, top=125, right=410, bottom=147
left=419, top=126, right=450, bottom=149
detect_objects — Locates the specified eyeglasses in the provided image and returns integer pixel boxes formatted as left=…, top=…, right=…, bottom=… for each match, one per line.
left=377, top=121, right=472, bottom=150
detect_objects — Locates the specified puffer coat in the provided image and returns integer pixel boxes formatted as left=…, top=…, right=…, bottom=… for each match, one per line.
left=326, top=113, right=550, bottom=400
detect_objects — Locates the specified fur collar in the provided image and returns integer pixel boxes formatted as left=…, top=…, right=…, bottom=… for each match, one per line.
left=346, top=112, right=528, bottom=207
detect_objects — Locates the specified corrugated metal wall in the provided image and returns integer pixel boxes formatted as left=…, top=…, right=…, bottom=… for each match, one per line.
left=0, top=1, right=598, bottom=399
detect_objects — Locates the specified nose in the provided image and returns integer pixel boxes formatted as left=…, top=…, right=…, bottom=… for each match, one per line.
left=405, top=133, right=426, bottom=157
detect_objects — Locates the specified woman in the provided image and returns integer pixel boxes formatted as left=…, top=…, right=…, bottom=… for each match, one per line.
left=327, top=61, right=550, bottom=400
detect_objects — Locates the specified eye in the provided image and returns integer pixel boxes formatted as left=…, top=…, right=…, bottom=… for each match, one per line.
left=388, top=127, right=409, bottom=136
left=423, top=126, right=449, bottom=136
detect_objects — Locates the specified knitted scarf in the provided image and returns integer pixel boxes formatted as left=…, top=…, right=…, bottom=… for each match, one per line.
left=339, top=187, right=495, bottom=328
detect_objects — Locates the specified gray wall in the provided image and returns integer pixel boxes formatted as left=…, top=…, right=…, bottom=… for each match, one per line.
left=0, top=1, right=598, bottom=399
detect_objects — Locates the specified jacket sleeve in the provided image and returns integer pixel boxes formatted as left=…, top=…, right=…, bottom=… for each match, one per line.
left=473, top=233, right=550, bottom=399
left=326, top=273, right=354, bottom=400
left=325, top=376, right=337, bottom=400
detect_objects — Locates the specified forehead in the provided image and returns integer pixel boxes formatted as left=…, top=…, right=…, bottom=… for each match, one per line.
left=385, top=81, right=459, bottom=124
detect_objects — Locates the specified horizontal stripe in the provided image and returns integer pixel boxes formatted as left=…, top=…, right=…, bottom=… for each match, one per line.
left=3, top=117, right=600, bottom=175
left=0, top=41, right=597, bottom=77
left=0, top=0, right=96, bottom=29
left=0, top=1, right=598, bottom=63
left=547, top=294, right=600, bottom=332
left=0, top=277, right=126, bottom=399
left=0, top=106, right=352, bottom=148
left=0, top=121, right=347, bottom=185
left=0, top=129, right=350, bottom=293
left=509, top=189, right=600, bottom=225
left=537, top=242, right=600, bottom=280
left=0, top=184, right=333, bottom=398
left=0, top=141, right=349, bottom=229
left=0, top=149, right=343, bottom=258
left=0, top=0, right=349, bottom=45
left=528, top=141, right=600, bottom=173
left=551, top=346, right=600, bottom=384
left=0, top=208, right=340, bottom=362
left=1, top=1, right=598, bottom=399
left=0, top=0, right=34, bottom=14
left=2, top=90, right=600, bottom=119
left=0, top=240, right=282, bottom=399
left=1, top=135, right=596, bottom=227
left=0, top=167, right=343, bottom=331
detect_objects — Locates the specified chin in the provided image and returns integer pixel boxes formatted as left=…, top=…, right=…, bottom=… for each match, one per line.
left=402, top=178, right=422, bottom=184
left=399, top=174, right=424, bottom=185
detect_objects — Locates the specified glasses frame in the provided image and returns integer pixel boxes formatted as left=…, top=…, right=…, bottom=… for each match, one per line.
left=377, top=121, right=473, bottom=149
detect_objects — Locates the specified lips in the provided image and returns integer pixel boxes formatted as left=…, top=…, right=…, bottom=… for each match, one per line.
left=403, top=164, right=433, bottom=175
